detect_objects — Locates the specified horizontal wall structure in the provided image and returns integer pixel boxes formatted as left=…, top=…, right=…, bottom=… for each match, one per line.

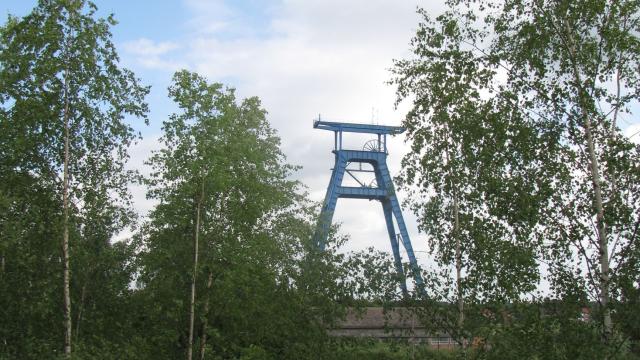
left=329, top=307, right=457, bottom=349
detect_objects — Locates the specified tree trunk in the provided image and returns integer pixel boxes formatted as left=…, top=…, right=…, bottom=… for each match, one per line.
left=62, top=64, right=72, bottom=357
left=198, top=271, right=214, bottom=360
left=75, top=282, right=87, bottom=342
left=453, top=190, right=464, bottom=347
left=564, top=20, right=613, bottom=339
left=446, top=138, right=464, bottom=346
left=584, top=114, right=613, bottom=337
left=187, top=183, right=205, bottom=360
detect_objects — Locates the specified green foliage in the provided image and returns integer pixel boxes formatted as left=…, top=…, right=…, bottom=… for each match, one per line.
left=469, top=301, right=640, bottom=360
left=2, top=0, right=638, bottom=358
left=391, top=6, right=553, bottom=347
left=0, top=0, right=149, bottom=357
left=133, top=70, right=355, bottom=359
left=0, top=173, right=63, bottom=358
left=331, top=339, right=457, bottom=360
left=393, top=0, right=640, bottom=356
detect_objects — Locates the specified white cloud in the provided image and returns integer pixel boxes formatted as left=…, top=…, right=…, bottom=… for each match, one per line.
left=113, top=0, right=639, bottom=291
left=122, top=38, right=185, bottom=70
left=123, top=38, right=180, bottom=56
left=183, top=0, right=232, bottom=35
left=183, top=0, right=231, bottom=15
left=121, top=0, right=444, bottom=267
left=126, top=135, right=162, bottom=217
left=110, top=135, right=162, bottom=243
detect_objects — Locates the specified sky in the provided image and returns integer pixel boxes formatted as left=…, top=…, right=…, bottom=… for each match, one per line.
left=1, top=0, right=445, bottom=267
left=2, top=0, right=639, bottom=274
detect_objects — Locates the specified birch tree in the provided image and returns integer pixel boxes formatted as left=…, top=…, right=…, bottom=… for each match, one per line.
left=0, top=0, right=148, bottom=355
left=392, top=8, right=552, bottom=345
left=144, top=70, right=303, bottom=359
left=396, top=0, right=640, bottom=353
left=460, top=0, right=640, bottom=342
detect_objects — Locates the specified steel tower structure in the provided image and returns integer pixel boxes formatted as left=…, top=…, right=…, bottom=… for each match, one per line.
left=313, top=118, right=423, bottom=293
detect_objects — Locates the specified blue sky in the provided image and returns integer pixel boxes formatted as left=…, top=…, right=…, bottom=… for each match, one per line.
left=0, top=0, right=435, bottom=265
left=2, top=1, right=639, bottom=275
left=1, top=1, right=293, bottom=134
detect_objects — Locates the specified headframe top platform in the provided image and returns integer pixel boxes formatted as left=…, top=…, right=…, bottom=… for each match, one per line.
left=313, top=119, right=405, bottom=135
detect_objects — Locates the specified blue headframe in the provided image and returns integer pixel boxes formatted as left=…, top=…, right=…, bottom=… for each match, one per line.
left=312, top=118, right=424, bottom=295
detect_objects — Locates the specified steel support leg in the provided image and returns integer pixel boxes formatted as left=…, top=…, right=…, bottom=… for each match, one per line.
left=314, top=149, right=424, bottom=294
left=382, top=199, right=407, bottom=294
left=377, top=161, right=424, bottom=290
left=314, top=152, right=347, bottom=250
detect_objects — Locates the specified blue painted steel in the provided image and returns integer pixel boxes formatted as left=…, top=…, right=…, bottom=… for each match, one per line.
left=314, top=119, right=405, bottom=135
left=313, top=120, right=424, bottom=292
left=382, top=200, right=407, bottom=295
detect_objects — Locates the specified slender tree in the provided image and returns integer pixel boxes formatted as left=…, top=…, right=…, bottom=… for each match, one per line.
left=138, top=71, right=360, bottom=359
left=395, top=0, right=640, bottom=353
left=0, top=0, right=148, bottom=355
left=145, top=70, right=303, bottom=359
left=454, top=0, right=640, bottom=342
left=392, top=8, right=549, bottom=344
